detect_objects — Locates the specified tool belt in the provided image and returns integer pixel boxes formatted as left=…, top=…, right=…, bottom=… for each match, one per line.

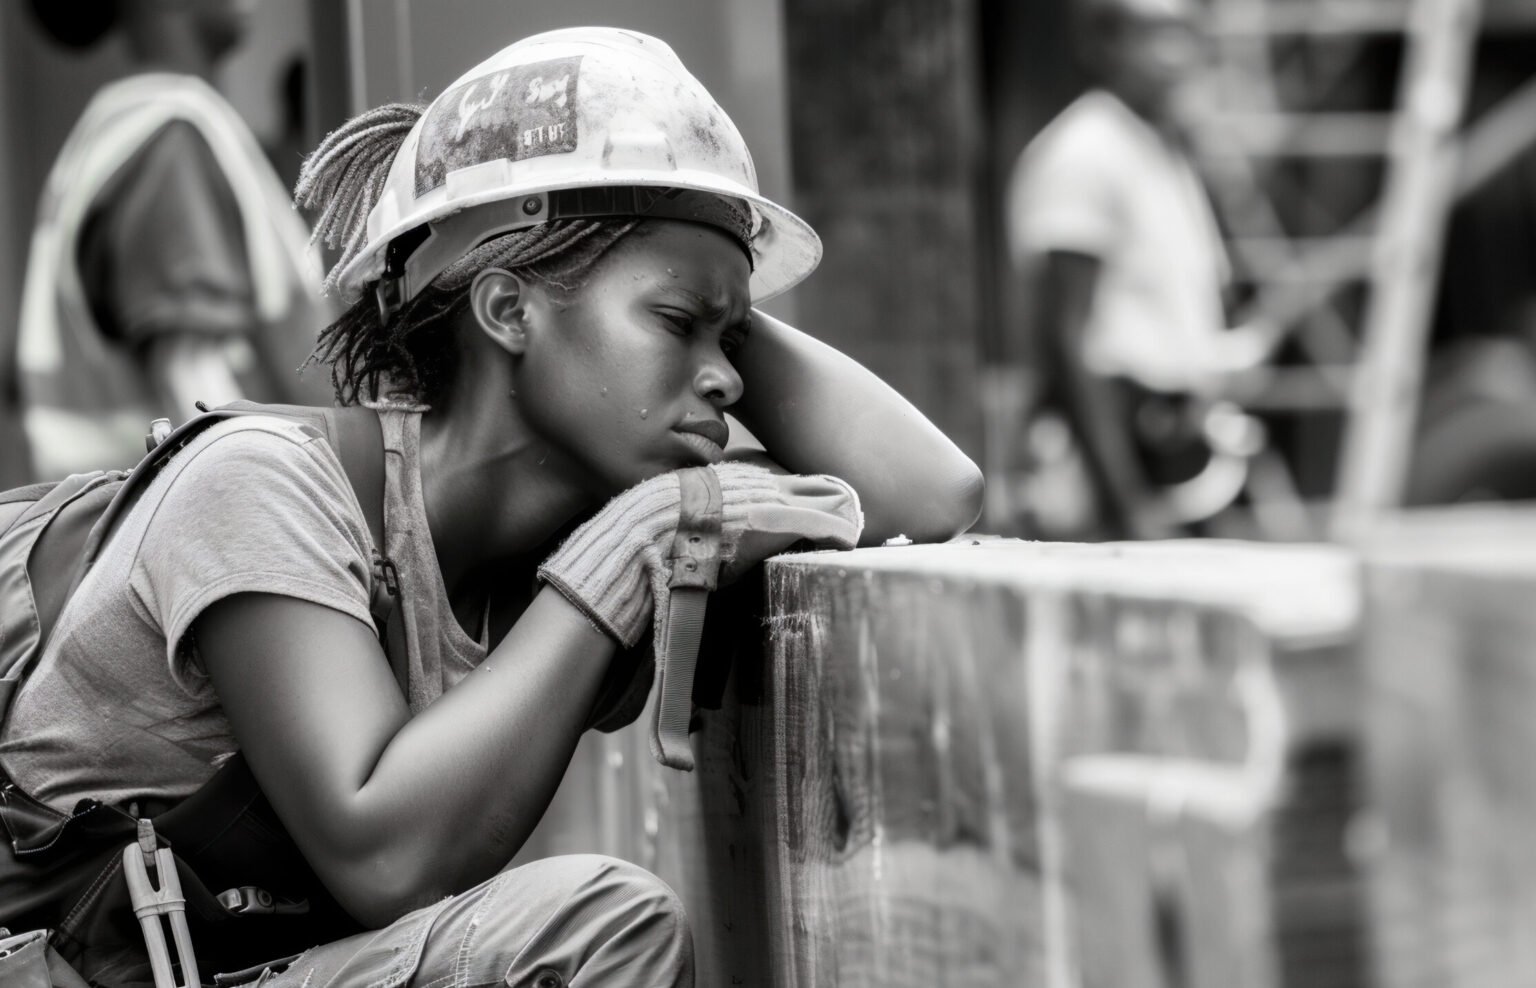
left=0, top=754, right=361, bottom=987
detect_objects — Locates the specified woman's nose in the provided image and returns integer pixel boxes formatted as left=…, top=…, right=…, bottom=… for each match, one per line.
left=695, top=348, right=744, bottom=407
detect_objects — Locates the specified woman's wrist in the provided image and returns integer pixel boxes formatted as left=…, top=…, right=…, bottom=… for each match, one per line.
left=530, top=584, right=622, bottom=673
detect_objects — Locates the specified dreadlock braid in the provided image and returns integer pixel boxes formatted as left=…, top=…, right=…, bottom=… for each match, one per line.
left=295, top=104, right=643, bottom=406
left=296, top=102, right=422, bottom=297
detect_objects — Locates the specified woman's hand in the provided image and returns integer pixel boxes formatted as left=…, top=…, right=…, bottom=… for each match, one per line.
left=539, top=461, right=860, bottom=768
left=538, top=461, right=861, bottom=647
left=716, top=462, right=862, bottom=581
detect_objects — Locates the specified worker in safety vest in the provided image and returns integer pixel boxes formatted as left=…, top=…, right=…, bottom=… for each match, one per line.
left=13, top=0, right=332, bottom=482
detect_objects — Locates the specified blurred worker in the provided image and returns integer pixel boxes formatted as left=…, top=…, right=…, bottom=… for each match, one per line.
left=1000, top=0, right=1277, bottom=539
left=14, top=0, right=332, bottom=481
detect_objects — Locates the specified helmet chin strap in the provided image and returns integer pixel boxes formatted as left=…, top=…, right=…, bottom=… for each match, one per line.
left=376, top=187, right=755, bottom=324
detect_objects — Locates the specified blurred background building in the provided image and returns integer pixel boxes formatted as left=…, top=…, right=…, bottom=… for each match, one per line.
left=0, top=0, right=1534, bottom=540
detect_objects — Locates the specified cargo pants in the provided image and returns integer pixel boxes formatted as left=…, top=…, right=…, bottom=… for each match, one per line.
left=229, top=855, right=692, bottom=988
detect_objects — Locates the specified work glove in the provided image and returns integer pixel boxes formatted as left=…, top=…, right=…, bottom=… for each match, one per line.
left=538, top=461, right=863, bottom=767
left=539, top=461, right=862, bottom=646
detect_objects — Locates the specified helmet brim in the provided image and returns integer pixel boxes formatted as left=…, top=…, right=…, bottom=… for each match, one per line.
left=336, top=173, right=821, bottom=305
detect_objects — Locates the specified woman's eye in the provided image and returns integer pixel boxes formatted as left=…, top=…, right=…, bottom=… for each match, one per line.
left=721, top=333, right=744, bottom=356
left=661, top=311, right=694, bottom=334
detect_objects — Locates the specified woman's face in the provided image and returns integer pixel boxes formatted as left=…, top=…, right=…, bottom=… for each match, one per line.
left=514, top=220, right=752, bottom=492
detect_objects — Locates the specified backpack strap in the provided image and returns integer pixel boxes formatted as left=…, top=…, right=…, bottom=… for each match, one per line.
left=317, top=406, right=407, bottom=692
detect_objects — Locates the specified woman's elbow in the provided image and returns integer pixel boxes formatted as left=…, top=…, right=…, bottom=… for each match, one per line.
left=299, top=812, right=464, bottom=927
left=950, top=458, right=986, bottom=536
left=325, top=852, right=457, bottom=929
left=922, top=457, right=985, bottom=541
left=864, top=456, right=985, bottom=545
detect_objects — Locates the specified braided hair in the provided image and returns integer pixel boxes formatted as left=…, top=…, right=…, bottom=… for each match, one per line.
left=296, top=104, right=641, bottom=406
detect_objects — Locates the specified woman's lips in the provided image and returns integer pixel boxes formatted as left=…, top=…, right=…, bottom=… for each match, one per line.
left=675, top=429, right=725, bottom=465
left=675, top=418, right=730, bottom=448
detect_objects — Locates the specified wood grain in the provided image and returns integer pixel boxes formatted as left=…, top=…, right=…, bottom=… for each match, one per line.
left=515, top=539, right=1365, bottom=987
left=1357, top=507, right=1536, bottom=988
left=763, top=541, right=1361, bottom=988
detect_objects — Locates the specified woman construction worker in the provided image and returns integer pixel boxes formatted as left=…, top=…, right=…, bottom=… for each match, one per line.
left=13, top=0, right=332, bottom=483
left=0, top=26, right=983, bottom=988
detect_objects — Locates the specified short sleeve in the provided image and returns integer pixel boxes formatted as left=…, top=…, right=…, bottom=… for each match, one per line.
left=128, top=423, right=375, bottom=689
left=1006, top=104, right=1124, bottom=264
left=78, top=120, right=257, bottom=344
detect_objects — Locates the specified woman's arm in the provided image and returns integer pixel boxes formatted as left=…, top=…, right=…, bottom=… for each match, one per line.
left=728, top=310, right=984, bottom=544
left=197, top=586, right=615, bottom=928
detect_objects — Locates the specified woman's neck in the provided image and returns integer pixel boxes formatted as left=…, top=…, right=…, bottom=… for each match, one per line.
left=416, top=393, right=597, bottom=602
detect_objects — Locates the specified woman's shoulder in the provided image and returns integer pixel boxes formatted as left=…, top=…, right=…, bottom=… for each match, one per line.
left=131, top=414, right=370, bottom=553
left=169, top=414, right=348, bottom=487
left=116, top=415, right=379, bottom=671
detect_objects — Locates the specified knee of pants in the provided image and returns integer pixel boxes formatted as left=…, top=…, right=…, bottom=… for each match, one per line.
left=479, top=854, right=693, bottom=987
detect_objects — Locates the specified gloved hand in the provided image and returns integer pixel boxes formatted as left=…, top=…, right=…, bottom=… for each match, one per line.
left=539, top=461, right=863, bottom=769
left=537, top=461, right=863, bottom=648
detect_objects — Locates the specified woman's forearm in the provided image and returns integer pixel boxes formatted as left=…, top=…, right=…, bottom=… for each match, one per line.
left=731, top=310, right=983, bottom=543
left=350, top=590, right=613, bottom=904
left=201, top=587, right=616, bottom=927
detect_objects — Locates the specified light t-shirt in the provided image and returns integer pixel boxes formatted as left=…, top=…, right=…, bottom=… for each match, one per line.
left=1007, top=89, right=1231, bottom=393
left=0, top=410, right=486, bottom=812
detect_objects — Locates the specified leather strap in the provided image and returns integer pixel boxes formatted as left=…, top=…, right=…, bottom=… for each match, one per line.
left=653, top=467, right=723, bottom=770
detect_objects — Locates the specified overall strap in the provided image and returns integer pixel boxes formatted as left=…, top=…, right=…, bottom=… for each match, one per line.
left=653, top=466, right=724, bottom=771
left=319, top=406, right=386, bottom=554
left=319, top=407, right=407, bottom=692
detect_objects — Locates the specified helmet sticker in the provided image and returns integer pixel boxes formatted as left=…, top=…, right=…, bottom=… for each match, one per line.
left=415, top=56, right=582, bottom=196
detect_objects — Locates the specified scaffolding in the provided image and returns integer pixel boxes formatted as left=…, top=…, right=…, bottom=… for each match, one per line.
left=1195, top=0, right=1536, bottom=539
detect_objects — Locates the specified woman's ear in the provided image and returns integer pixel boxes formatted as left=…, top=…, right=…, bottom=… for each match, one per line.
left=470, top=268, right=531, bottom=355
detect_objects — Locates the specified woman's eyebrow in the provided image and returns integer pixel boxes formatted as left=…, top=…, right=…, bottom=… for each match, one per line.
left=657, top=284, right=742, bottom=325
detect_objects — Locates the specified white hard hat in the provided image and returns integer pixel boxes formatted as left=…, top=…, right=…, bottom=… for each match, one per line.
left=337, top=27, right=822, bottom=314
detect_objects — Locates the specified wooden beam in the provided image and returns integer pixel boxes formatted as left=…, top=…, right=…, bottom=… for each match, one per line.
left=1209, top=0, right=1536, bottom=35
left=514, top=540, right=1363, bottom=987
left=1355, top=506, right=1536, bottom=988
left=1216, top=113, right=1397, bottom=157
left=1232, top=71, right=1536, bottom=340
left=513, top=526, right=1536, bottom=985
left=767, top=541, right=1362, bottom=988
left=1334, top=0, right=1484, bottom=534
